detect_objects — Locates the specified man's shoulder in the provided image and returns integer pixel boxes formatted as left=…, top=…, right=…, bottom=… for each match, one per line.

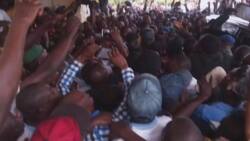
left=156, top=115, right=172, bottom=124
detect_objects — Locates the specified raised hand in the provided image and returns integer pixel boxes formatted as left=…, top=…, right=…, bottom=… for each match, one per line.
left=77, top=43, right=101, bottom=62
left=110, top=28, right=123, bottom=43
left=14, top=0, right=43, bottom=26
left=110, top=27, right=129, bottom=57
left=66, top=16, right=81, bottom=34
left=108, top=48, right=128, bottom=69
left=174, top=21, right=184, bottom=30
left=198, top=77, right=212, bottom=101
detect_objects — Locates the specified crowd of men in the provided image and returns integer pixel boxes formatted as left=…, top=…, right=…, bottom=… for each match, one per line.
left=0, top=0, right=250, bottom=141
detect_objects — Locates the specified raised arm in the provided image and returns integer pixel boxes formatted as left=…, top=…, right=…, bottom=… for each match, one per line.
left=21, top=16, right=81, bottom=88
left=174, top=78, right=212, bottom=117
left=58, top=43, right=100, bottom=95
left=111, top=29, right=129, bottom=57
left=25, top=15, right=59, bottom=51
left=245, top=81, right=250, bottom=140
left=0, top=0, right=43, bottom=125
left=108, top=48, right=135, bottom=122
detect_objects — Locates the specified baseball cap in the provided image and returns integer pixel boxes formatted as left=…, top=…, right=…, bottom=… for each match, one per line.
left=128, top=74, right=162, bottom=123
left=31, top=116, right=82, bottom=141
left=50, top=104, right=91, bottom=135
left=220, top=34, right=235, bottom=46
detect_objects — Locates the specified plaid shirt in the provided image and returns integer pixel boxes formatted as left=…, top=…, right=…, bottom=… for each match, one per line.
left=84, top=67, right=135, bottom=141
left=85, top=125, right=110, bottom=141
left=112, top=67, right=135, bottom=122
left=58, top=60, right=111, bottom=141
left=58, top=60, right=83, bottom=96
left=58, top=62, right=135, bottom=140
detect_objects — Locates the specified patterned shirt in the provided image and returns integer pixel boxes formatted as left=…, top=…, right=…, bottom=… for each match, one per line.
left=58, top=60, right=107, bottom=141
left=112, top=67, right=135, bottom=122
left=58, top=60, right=83, bottom=96
left=58, top=62, right=135, bottom=141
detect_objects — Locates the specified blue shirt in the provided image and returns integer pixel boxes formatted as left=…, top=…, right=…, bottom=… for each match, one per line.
left=193, top=102, right=235, bottom=122
left=160, top=70, right=193, bottom=107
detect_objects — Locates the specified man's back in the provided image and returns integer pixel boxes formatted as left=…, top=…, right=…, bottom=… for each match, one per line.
left=130, top=115, right=172, bottom=141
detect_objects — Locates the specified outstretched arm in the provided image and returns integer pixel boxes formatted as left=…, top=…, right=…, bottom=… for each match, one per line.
left=245, top=81, right=250, bottom=140
left=58, top=43, right=100, bottom=95
left=0, top=0, right=43, bottom=125
left=21, top=16, right=81, bottom=88
left=108, top=48, right=135, bottom=122
left=111, top=29, right=129, bottom=57
left=174, top=78, right=212, bottom=117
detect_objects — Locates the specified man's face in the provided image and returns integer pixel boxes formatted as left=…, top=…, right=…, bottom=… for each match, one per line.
left=221, top=74, right=237, bottom=92
left=220, top=71, right=242, bottom=97
left=62, top=92, right=94, bottom=113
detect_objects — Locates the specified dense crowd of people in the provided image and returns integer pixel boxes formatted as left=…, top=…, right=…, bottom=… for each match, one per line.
left=0, top=0, right=250, bottom=141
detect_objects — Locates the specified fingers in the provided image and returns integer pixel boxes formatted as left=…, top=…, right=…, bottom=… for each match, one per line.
left=19, top=0, right=41, bottom=5
left=108, top=47, right=120, bottom=59
left=38, top=7, right=44, bottom=16
left=31, top=0, right=42, bottom=5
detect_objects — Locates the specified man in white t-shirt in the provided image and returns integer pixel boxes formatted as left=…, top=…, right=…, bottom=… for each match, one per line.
left=0, top=8, right=11, bottom=22
left=0, top=7, right=11, bottom=47
left=127, top=74, right=172, bottom=141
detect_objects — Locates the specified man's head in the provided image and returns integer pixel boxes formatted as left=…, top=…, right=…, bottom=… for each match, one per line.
left=32, top=102, right=91, bottom=141
left=128, top=74, right=162, bottom=123
left=233, top=45, right=250, bottom=66
left=81, top=60, right=110, bottom=87
left=89, top=84, right=124, bottom=112
left=198, top=34, right=221, bottom=54
left=220, top=65, right=250, bottom=106
left=0, top=0, right=14, bottom=11
left=162, top=117, right=203, bottom=141
left=60, top=91, right=94, bottom=113
left=31, top=116, right=82, bottom=141
left=183, top=37, right=197, bottom=56
left=51, top=103, right=91, bottom=136
left=141, top=28, right=155, bottom=48
left=162, top=52, right=191, bottom=73
left=0, top=112, right=24, bottom=141
left=134, top=50, right=161, bottom=76
left=220, top=34, right=235, bottom=49
left=16, top=83, right=61, bottom=126
left=217, top=111, right=246, bottom=141
left=126, top=32, right=141, bottom=50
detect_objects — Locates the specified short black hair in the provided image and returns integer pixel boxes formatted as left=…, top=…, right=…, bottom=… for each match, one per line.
left=198, top=34, right=221, bottom=54
left=217, top=111, right=246, bottom=141
left=88, top=85, right=124, bottom=112
left=0, top=0, right=14, bottom=11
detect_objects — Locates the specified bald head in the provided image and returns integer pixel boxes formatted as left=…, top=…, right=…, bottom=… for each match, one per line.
left=16, top=83, right=60, bottom=125
left=162, top=117, right=203, bottom=141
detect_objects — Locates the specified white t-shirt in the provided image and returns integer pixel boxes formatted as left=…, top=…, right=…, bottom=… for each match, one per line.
left=130, top=116, right=172, bottom=141
left=17, top=124, right=35, bottom=141
left=0, top=9, right=11, bottom=22
left=0, top=9, right=11, bottom=33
